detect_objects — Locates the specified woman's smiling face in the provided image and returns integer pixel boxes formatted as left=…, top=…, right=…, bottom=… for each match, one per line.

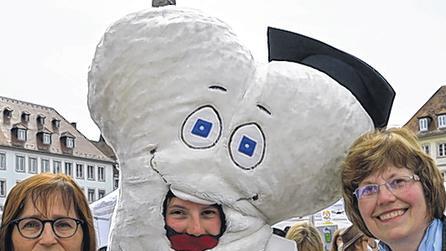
left=357, top=165, right=429, bottom=246
left=166, top=197, right=222, bottom=236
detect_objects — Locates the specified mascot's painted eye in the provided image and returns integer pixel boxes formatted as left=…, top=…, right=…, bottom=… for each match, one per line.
left=181, top=105, right=222, bottom=149
left=229, top=123, right=265, bottom=170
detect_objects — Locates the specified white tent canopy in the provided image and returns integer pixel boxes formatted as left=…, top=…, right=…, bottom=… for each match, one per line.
left=90, top=189, right=119, bottom=249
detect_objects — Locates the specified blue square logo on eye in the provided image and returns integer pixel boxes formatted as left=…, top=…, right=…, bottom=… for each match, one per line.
left=238, top=136, right=257, bottom=157
left=191, top=118, right=213, bottom=138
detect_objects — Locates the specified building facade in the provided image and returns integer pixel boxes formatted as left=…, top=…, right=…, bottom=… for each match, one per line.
left=0, top=96, right=116, bottom=210
left=404, top=85, right=446, bottom=174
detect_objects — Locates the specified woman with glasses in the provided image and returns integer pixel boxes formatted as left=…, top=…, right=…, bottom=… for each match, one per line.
left=341, top=128, right=446, bottom=251
left=0, top=173, right=96, bottom=251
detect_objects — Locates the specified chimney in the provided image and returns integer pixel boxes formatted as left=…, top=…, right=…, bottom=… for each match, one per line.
left=70, top=122, right=77, bottom=128
left=152, top=0, right=176, bottom=7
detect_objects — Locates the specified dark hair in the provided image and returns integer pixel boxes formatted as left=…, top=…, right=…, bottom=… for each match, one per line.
left=0, top=173, right=96, bottom=251
left=330, top=228, right=343, bottom=251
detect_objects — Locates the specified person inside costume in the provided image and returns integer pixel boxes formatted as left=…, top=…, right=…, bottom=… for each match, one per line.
left=163, top=191, right=226, bottom=251
left=0, top=173, right=96, bottom=251
left=342, top=128, right=446, bottom=251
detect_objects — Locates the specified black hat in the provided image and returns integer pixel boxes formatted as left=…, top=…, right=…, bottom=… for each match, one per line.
left=267, top=27, right=395, bottom=128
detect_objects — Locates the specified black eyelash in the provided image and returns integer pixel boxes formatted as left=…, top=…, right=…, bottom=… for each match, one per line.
left=257, top=105, right=271, bottom=115
left=209, top=85, right=227, bottom=92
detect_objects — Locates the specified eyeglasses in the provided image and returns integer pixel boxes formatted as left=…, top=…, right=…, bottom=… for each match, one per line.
left=11, top=217, right=84, bottom=239
left=353, top=174, right=420, bottom=200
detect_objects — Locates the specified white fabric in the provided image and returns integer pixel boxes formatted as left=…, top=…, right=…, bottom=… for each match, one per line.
left=91, top=190, right=119, bottom=248
left=88, top=6, right=374, bottom=251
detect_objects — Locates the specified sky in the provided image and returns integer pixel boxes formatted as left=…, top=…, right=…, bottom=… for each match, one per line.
left=0, top=0, right=445, bottom=140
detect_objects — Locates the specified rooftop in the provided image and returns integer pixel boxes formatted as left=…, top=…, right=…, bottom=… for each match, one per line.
left=0, top=96, right=114, bottom=163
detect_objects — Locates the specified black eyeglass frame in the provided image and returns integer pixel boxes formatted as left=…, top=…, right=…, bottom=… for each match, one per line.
left=10, top=217, right=84, bottom=239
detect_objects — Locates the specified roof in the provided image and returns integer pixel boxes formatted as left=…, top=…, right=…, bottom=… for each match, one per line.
left=0, top=96, right=114, bottom=163
left=90, top=135, right=117, bottom=161
left=404, top=85, right=446, bottom=134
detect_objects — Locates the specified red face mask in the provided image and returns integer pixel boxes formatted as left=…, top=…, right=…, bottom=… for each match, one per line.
left=168, top=233, right=219, bottom=251
left=163, top=193, right=226, bottom=251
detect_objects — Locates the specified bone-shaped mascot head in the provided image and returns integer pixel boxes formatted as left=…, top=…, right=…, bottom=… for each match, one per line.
left=88, top=6, right=393, bottom=251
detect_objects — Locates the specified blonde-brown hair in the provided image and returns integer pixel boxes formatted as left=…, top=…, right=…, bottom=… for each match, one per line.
left=0, top=173, right=96, bottom=251
left=285, top=222, right=323, bottom=251
left=330, top=228, right=343, bottom=251
left=341, top=127, right=446, bottom=237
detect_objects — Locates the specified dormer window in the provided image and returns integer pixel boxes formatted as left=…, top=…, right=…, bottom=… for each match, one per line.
left=438, top=114, right=446, bottom=129
left=21, top=112, right=30, bottom=123
left=52, top=119, right=61, bottom=129
left=43, top=133, right=51, bottom=145
left=37, top=128, right=53, bottom=147
left=37, top=115, right=46, bottom=126
left=419, top=117, right=429, bottom=132
left=11, top=123, right=28, bottom=143
left=17, top=128, right=27, bottom=141
left=60, top=132, right=75, bottom=150
left=66, top=137, right=74, bottom=148
left=3, top=108, right=13, bottom=120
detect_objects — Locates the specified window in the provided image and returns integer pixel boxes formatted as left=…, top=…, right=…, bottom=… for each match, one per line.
left=28, top=157, right=37, bottom=173
left=438, top=143, right=446, bottom=157
left=76, top=164, right=84, bottom=179
left=87, top=165, right=95, bottom=180
left=52, top=119, right=60, bottom=129
left=41, top=159, right=50, bottom=173
left=98, top=190, right=106, bottom=200
left=0, top=180, right=6, bottom=197
left=422, top=144, right=430, bottom=155
left=3, top=108, right=12, bottom=119
left=439, top=115, right=446, bottom=129
left=17, top=129, right=27, bottom=141
left=21, top=112, right=30, bottom=123
left=66, top=137, right=74, bottom=149
left=53, top=161, right=61, bottom=174
left=98, top=166, right=105, bottom=182
left=114, top=178, right=119, bottom=190
left=0, top=153, right=6, bottom=170
left=65, top=162, right=73, bottom=176
left=87, top=189, right=95, bottom=203
left=15, top=155, right=25, bottom=172
left=419, top=118, right=429, bottom=132
left=42, top=133, right=51, bottom=145
left=37, top=115, right=45, bottom=125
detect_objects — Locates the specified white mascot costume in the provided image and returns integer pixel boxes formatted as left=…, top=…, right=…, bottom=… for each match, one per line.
left=88, top=5, right=394, bottom=251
